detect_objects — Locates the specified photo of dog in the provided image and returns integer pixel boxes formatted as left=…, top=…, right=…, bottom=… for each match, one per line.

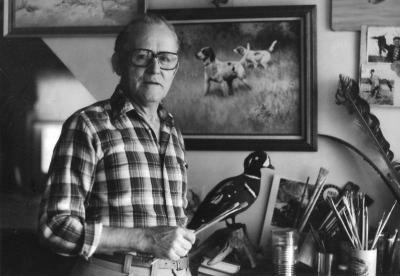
left=195, top=46, right=250, bottom=96
left=233, top=40, right=277, bottom=69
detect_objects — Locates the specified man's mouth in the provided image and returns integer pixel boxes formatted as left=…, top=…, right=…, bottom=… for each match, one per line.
left=143, top=80, right=162, bottom=86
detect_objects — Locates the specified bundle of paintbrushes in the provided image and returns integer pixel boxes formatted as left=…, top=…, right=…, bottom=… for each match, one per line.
left=320, top=191, right=397, bottom=250
left=297, top=167, right=329, bottom=233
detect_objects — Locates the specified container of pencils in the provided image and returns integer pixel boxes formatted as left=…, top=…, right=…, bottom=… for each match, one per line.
left=272, top=228, right=298, bottom=276
left=348, top=249, right=377, bottom=276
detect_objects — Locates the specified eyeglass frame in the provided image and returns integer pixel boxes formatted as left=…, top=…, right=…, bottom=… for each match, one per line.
left=123, top=48, right=179, bottom=70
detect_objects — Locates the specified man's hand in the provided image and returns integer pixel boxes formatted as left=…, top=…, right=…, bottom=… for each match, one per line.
left=146, top=226, right=196, bottom=260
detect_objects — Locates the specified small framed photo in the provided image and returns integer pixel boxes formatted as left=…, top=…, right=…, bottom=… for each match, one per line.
left=365, top=26, right=400, bottom=63
left=360, top=25, right=400, bottom=107
left=359, top=63, right=397, bottom=106
left=259, top=175, right=311, bottom=248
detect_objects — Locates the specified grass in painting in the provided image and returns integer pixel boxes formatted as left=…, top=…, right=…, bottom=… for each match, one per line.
left=165, top=22, right=301, bottom=135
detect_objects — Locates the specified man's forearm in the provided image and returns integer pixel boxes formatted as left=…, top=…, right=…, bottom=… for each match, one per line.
left=96, top=225, right=196, bottom=260
left=96, top=226, right=152, bottom=254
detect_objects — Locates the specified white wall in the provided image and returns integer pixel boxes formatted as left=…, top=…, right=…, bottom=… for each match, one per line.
left=40, top=0, right=400, bottom=237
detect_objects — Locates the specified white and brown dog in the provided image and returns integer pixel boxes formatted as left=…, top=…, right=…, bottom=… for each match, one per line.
left=233, top=40, right=277, bottom=69
left=195, top=46, right=250, bottom=96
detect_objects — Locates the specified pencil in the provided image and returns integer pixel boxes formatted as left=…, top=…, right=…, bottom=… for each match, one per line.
left=194, top=202, right=248, bottom=235
left=371, top=201, right=397, bottom=249
left=319, top=197, right=344, bottom=231
left=327, top=197, right=357, bottom=249
left=298, top=169, right=329, bottom=233
left=389, top=229, right=399, bottom=267
left=293, top=177, right=310, bottom=228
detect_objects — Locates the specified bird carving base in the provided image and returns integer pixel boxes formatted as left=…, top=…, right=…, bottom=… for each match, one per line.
left=190, top=223, right=259, bottom=275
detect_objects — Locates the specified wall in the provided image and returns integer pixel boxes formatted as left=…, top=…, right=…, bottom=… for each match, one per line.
left=36, top=0, right=400, bottom=235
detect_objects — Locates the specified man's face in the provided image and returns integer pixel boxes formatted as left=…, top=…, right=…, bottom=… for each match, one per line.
left=394, top=38, right=400, bottom=47
left=121, top=23, right=178, bottom=107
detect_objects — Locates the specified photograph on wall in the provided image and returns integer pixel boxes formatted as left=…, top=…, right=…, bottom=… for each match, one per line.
left=367, top=26, right=400, bottom=63
left=332, top=0, right=400, bottom=31
left=359, top=63, right=396, bottom=106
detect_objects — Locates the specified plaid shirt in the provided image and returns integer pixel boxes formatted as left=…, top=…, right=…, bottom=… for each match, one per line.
left=38, top=86, right=188, bottom=259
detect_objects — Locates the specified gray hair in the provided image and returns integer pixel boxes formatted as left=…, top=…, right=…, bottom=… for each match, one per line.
left=114, top=13, right=179, bottom=54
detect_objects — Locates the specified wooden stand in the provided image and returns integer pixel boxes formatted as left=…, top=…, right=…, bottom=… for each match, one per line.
left=190, top=223, right=258, bottom=273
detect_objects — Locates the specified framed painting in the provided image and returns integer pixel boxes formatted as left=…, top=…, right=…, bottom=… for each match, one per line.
left=152, top=6, right=317, bottom=151
left=3, top=0, right=147, bottom=36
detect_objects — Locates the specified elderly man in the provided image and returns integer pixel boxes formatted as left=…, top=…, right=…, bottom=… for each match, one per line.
left=38, top=14, right=196, bottom=276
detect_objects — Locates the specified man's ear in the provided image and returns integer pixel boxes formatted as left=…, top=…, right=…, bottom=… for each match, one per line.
left=111, top=53, right=122, bottom=76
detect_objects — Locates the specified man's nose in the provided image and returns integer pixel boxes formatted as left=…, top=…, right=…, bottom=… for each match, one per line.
left=147, top=56, right=161, bottom=73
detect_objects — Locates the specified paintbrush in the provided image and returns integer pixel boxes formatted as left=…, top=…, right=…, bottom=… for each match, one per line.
left=293, top=177, right=310, bottom=228
left=327, top=197, right=357, bottom=249
left=371, top=201, right=397, bottom=249
left=194, top=202, right=248, bottom=235
left=298, top=168, right=329, bottom=232
left=309, top=224, right=326, bottom=253
left=389, top=229, right=399, bottom=269
left=151, top=202, right=248, bottom=266
left=365, top=206, right=369, bottom=250
left=319, top=197, right=344, bottom=231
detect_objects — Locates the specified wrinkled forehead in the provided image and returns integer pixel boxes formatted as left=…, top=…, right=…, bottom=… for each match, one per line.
left=124, top=23, right=179, bottom=51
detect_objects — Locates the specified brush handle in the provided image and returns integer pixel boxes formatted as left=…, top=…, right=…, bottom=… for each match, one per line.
left=194, top=202, right=248, bottom=235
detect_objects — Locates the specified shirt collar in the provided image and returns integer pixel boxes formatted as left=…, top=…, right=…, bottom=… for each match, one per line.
left=110, top=85, right=175, bottom=127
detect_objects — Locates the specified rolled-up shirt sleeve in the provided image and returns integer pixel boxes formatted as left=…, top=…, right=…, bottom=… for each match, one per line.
left=38, top=114, right=102, bottom=259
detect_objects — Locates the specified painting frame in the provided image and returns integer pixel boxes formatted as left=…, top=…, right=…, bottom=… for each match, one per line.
left=152, top=6, right=317, bottom=151
left=3, top=0, right=147, bottom=36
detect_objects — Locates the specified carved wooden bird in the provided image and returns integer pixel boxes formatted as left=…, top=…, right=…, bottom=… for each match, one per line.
left=187, top=151, right=273, bottom=230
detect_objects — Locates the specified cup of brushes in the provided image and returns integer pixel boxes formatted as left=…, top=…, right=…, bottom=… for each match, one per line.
left=294, top=167, right=397, bottom=276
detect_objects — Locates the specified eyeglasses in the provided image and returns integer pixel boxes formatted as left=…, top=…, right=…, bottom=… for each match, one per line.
left=129, top=48, right=178, bottom=70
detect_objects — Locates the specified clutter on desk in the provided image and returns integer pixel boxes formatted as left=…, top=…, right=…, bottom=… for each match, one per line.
left=294, top=174, right=398, bottom=275
left=188, top=146, right=400, bottom=275
left=265, top=163, right=399, bottom=276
